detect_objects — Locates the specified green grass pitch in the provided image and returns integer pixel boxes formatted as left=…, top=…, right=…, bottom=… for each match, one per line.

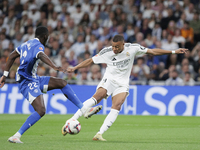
left=0, top=114, right=200, bottom=150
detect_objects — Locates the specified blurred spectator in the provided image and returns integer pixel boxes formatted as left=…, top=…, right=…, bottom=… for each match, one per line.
left=6, top=69, right=17, bottom=83
left=112, top=25, right=128, bottom=41
left=65, top=70, right=77, bottom=85
left=71, top=4, right=84, bottom=25
left=87, top=64, right=102, bottom=85
left=71, top=34, right=85, bottom=57
left=88, top=3, right=97, bottom=22
left=0, top=0, right=9, bottom=16
left=99, top=27, right=111, bottom=42
left=189, top=12, right=200, bottom=44
left=173, top=2, right=183, bottom=22
left=183, top=71, right=195, bottom=86
left=165, top=70, right=184, bottom=86
left=68, top=51, right=78, bottom=66
left=87, top=34, right=97, bottom=56
left=28, top=4, right=41, bottom=25
left=0, top=32, right=9, bottom=50
left=176, top=57, right=194, bottom=78
left=180, top=21, right=194, bottom=50
left=58, top=61, right=69, bottom=80
left=143, top=1, right=156, bottom=19
left=102, top=11, right=115, bottom=28
left=176, top=12, right=187, bottom=29
left=47, top=11, right=58, bottom=29
left=160, top=8, right=176, bottom=30
left=81, top=0, right=90, bottom=13
left=131, top=57, right=150, bottom=83
left=79, top=13, right=90, bottom=27
left=148, top=13, right=156, bottom=30
left=184, top=3, right=195, bottom=21
left=0, top=16, right=9, bottom=35
left=3, top=9, right=16, bottom=29
left=22, top=25, right=34, bottom=42
left=172, top=28, right=186, bottom=48
left=37, top=67, right=46, bottom=76
left=167, top=20, right=176, bottom=36
left=126, top=24, right=134, bottom=39
left=162, top=34, right=179, bottom=67
left=135, top=32, right=144, bottom=45
left=195, top=67, right=200, bottom=82
left=144, top=34, right=153, bottom=47
left=12, top=32, right=23, bottom=48
left=53, top=49, right=65, bottom=66
left=49, top=68, right=58, bottom=77
left=140, top=18, right=152, bottom=39
left=91, top=21, right=103, bottom=39
left=94, top=41, right=104, bottom=55
left=152, top=22, right=162, bottom=41
left=50, top=40, right=61, bottom=57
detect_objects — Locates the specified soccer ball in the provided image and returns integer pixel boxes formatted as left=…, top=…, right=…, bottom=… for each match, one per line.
left=64, top=119, right=81, bottom=135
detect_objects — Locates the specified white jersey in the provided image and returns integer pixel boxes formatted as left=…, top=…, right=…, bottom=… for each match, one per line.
left=92, top=43, right=148, bottom=86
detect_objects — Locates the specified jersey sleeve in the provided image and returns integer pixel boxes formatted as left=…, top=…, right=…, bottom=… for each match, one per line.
left=35, top=45, right=45, bottom=58
left=92, top=47, right=111, bottom=64
left=135, top=44, right=148, bottom=56
left=92, top=53, right=106, bottom=64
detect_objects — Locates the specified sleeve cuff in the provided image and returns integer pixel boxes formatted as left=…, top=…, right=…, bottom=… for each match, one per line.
left=36, top=51, right=44, bottom=58
left=15, top=48, right=20, bottom=54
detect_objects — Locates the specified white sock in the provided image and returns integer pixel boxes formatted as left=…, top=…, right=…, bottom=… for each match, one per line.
left=13, top=132, right=21, bottom=138
left=98, top=109, right=119, bottom=134
left=72, top=97, right=97, bottom=120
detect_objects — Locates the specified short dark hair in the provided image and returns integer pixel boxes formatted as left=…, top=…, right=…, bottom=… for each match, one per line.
left=112, top=35, right=124, bottom=42
left=35, top=26, right=48, bottom=37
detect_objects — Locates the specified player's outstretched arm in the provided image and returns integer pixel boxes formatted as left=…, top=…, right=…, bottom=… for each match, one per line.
left=146, top=48, right=188, bottom=55
left=0, top=50, right=20, bottom=88
left=38, top=52, right=66, bottom=73
left=67, top=58, right=94, bottom=73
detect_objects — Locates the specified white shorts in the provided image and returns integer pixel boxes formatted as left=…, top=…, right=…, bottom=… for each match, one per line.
left=97, top=77, right=129, bottom=99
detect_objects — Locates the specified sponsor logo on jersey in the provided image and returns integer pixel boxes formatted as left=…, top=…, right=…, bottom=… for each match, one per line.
left=140, top=46, right=145, bottom=50
left=39, top=47, right=43, bottom=50
left=112, top=58, right=116, bottom=61
left=113, top=59, right=130, bottom=68
left=34, top=89, right=38, bottom=93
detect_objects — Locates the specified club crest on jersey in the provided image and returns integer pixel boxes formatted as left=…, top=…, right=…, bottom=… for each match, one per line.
left=39, top=47, right=43, bottom=50
left=126, top=52, right=130, bottom=56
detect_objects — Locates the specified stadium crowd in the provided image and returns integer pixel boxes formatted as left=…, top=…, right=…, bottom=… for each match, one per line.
left=0, top=0, right=200, bottom=86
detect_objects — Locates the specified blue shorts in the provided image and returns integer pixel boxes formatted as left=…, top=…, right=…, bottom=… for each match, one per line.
left=18, top=76, right=50, bottom=104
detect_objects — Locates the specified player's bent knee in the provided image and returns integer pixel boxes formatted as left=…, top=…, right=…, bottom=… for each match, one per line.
left=49, top=77, right=67, bottom=89
left=37, top=107, right=46, bottom=117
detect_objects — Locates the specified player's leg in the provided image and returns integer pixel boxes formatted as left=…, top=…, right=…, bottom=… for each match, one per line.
left=93, top=92, right=127, bottom=141
left=48, top=77, right=85, bottom=110
left=8, top=95, right=45, bottom=143
left=61, top=87, right=105, bottom=136
left=71, top=87, right=107, bottom=120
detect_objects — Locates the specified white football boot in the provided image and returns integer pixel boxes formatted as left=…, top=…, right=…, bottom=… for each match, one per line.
left=8, top=136, right=23, bottom=143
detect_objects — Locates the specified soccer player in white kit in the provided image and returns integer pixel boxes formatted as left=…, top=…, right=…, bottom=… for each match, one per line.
left=65, top=35, right=188, bottom=141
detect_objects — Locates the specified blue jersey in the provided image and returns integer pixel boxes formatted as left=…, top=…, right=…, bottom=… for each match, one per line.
left=16, top=38, right=44, bottom=81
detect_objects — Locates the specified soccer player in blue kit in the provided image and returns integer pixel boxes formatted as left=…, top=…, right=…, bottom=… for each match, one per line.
left=0, top=26, right=102, bottom=143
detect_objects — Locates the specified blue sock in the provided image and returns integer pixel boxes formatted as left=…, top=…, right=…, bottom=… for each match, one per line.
left=61, top=84, right=83, bottom=109
left=18, top=111, right=41, bottom=135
